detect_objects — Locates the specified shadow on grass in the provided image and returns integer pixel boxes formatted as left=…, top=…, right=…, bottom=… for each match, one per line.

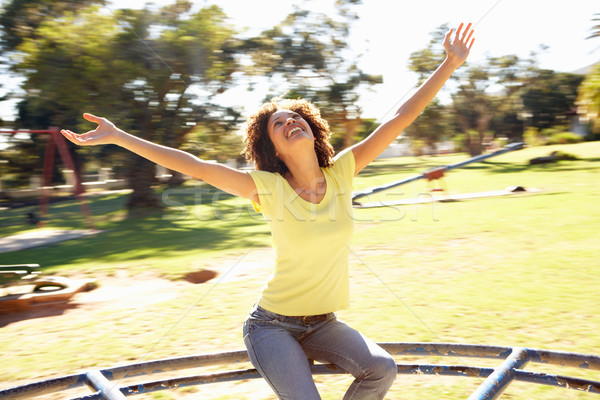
left=1, top=215, right=270, bottom=271
left=0, top=302, right=79, bottom=328
left=0, top=191, right=129, bottom=236
left=0, top=189, right=270, bottom=270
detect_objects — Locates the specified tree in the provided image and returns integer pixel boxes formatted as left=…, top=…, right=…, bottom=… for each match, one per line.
left=404, top=98, right=455, bottom=149
left=7, top=2, right=243, bottom=214
left=578, top=63, right=600, bottom=135
left=0, top=0, right=106, bottom=52
left=0, top=0, right=107, bottom=187
left=408, top=25, right=552, bottom=155
left=243, top=1, right=381, bottom=150
left=520, top=70, right=583, bottom=131
left=578, top=13, right=600, bottom=136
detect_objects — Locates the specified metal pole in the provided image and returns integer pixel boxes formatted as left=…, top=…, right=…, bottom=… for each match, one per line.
left=468, top=347, right=529, bottom=400
left=85, top=371, right=126, bottom=400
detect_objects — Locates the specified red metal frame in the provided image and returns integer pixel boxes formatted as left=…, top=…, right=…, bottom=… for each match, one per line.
left=0, top=128, right=94, bottom=229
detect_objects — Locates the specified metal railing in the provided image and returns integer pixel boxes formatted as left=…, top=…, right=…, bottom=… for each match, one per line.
left=1, top=343, right=598, bottom=399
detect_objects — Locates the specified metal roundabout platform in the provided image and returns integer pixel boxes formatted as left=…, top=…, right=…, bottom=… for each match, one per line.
left=1, top=342, right=598, bottom=399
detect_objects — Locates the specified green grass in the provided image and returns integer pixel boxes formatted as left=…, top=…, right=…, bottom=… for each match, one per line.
left=0, top=142, right=599, bottom=399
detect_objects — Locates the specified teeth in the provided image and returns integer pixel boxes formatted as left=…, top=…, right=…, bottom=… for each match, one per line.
left=287, top=127, right=301, bottom=138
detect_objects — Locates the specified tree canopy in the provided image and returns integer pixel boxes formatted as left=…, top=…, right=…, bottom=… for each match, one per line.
left=407, top=24, right=586, bottom=155
left=3, top=1, right=244, bottom=212
left=0, top=1, right=594, bottom=213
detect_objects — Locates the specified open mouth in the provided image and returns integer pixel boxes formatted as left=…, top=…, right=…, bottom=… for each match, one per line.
left=286, top=126, right=303, bottom=138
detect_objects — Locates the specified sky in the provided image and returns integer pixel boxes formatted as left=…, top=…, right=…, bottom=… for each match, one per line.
left=0, top=0, right=598, bottom=123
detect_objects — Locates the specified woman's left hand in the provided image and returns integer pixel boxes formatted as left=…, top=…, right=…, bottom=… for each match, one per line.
left=443, top=22, right=475, bottom=67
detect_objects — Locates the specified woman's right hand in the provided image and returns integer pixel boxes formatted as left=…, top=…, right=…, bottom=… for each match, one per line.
left=61, top=113, right=121, bottom=146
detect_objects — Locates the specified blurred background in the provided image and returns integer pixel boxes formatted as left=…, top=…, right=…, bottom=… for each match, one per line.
left=0, top=0, right=598, bottom=213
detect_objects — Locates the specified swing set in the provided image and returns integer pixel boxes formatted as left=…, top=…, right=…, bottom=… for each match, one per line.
left=0, top=128, right=94, bottom=229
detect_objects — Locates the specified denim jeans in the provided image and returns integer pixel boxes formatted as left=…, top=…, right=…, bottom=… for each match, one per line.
left=243, top=305, right=397, bottom=400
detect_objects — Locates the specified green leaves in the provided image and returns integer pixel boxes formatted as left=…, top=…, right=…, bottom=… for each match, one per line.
left=577, top=63, right=600, bottom=135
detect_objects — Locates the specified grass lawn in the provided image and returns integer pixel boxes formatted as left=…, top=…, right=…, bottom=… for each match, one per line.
left=0, top=141, right=599, bottom=399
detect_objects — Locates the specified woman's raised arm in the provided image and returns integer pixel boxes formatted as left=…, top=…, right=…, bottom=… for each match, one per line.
left=62, top=113, right=258, bottom=202
left=350, top=22, right=474, bottom=175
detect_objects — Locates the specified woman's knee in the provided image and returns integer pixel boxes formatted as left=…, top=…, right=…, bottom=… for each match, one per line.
left=369, top=352, right=397, bottom=385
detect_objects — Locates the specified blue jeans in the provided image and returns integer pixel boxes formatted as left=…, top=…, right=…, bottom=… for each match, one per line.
left=243, top=305, right=397, bottom=400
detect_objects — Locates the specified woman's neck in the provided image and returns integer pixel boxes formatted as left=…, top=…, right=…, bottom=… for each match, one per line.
left=283, top=151, right=326, bottom=203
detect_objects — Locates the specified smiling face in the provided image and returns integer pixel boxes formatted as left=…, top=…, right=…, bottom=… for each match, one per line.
left=267, top=109, right=315, bottom=161
left=243, top=98, right=335, bottom=175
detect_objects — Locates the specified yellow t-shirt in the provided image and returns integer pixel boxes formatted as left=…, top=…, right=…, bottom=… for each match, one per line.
left=249, top=148, right=355, bottom=316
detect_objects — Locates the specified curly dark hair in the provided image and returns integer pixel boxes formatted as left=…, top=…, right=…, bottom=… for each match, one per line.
left=242, top=98, right=335, bottom=175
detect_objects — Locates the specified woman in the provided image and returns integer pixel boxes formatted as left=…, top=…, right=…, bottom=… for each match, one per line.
left=62, top=23, right=474, bottom=400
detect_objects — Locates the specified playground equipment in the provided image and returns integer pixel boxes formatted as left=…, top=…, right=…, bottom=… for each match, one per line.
left=0, top=342, right=597, bottom=399
left=0, top=264, right=96, bottom=312
left=0, top=128, right=94, bottom=228
left=352, top=142, right=526, bottom=207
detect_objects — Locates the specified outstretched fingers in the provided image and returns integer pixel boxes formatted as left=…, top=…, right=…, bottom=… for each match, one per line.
left=61, top=129, right=81, bottom=144
left=461, top=23, right=474, bottom=49
left=444, top=27, right=453, bottom=45
left=454, top=23, right=474, bottom=45
left=454, top=22, right=465, bottom=43
left=443, top=22, right=475, bottom=65
left=61, top=129, right=87, bottom=145
left=445, top=22, right=474, bottom=48
left=60, top=113, right=118, bottom=146
left=465, top=30, right=475, bottom=50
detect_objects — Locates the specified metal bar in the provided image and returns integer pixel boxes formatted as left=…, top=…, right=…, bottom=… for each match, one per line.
left=442, top=142, right=524, bottom=171
left=381, top=342, right=513, bottom=360
left=468, top=347, right=529, bottom=400
left=52, top=130, right=83, bottom=195
left=351, top=172, right=426, bottom=201
left=0, top=130, right=60, bottom=134
left=526, top=348, right=600, bottom=370
left=38, top=132, right=56, bottom=227
left=2, top=344, right=598, bottom=399
left=72, top=365, right=492, bottom=399
left=1, top=127, right=95, bottom=228
left=352, top=143, right=524, bottom=202
left=121, top=368, right=262, bottom=397
left=67, top=365, right=600, bottom=399
left=0, top=374, right=85, bottom=399
left=103, top=350, right=250, bottom=381
left=71, top=394, right=104, bottom=400
left=85, top=371, right=126, bottom=400
left=514, top=370, right=600, bottom=394
left=50, top=130, right=95, bottom=229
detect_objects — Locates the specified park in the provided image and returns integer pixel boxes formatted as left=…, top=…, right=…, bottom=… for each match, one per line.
left=1, top=141, right=599, bottom=399
left=0, top=1, right=599, bottom=399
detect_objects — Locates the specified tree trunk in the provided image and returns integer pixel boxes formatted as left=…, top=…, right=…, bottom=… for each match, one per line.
left=342, top=118, right=359, bottom=149
left=468, top=137, right=483, bottom=157
left=469, top=113, right=494, bottom=156
left=458, top=110, right=493, bottom=157
left=125, top=154, right=164, bottom=217
left=167, top=170, right=186, bottom=187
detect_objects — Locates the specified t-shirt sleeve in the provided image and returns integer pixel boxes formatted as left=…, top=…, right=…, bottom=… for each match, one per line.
left=248, top=170, right=280, bottom=214
left=332, top=148, right=356, bottom=185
